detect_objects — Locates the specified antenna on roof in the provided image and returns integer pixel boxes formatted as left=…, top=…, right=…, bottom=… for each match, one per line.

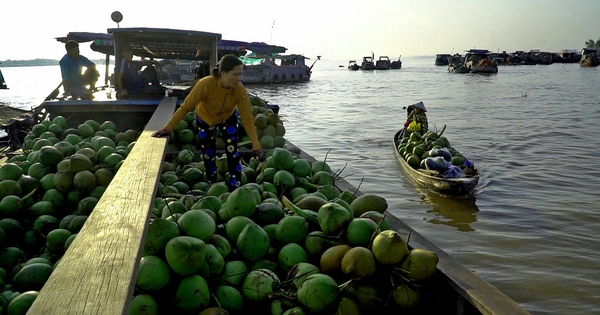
left=111, top=11, right=123, bottom=28
left=269, top=20, right=275, bottom=45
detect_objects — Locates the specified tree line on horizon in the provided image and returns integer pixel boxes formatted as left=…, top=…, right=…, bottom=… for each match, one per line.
left=585, top=38, right=600, bottom=49
left=0, top=58, right=106, bottom=67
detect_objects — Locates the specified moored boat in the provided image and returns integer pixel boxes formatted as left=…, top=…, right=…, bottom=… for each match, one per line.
left=434, top=53, right=452, bottom=66
left=348, top=60, right=360, bottom=70
left=0, top=62, right=7, bottom=89
left=240, top=53, right=318, bottom=84
left=580, top=47, right=599, bottom=67
left=361, top=55, right=375, bottom=70
left=375, top=56, right=391, bottom=70
left=464, top=49, right=498, bottom=74
left=390, top=55, right=403, bottom=69
left=447, top=54, right=469, bottom=73
left=394, top=128, right=480, bottom=196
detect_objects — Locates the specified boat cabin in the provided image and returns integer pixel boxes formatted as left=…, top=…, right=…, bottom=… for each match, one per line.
left=581, top=47, right=598, bottom=56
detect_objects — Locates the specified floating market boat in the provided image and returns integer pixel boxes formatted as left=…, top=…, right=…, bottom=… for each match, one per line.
left=435, top=53, right=452, bottom=66
left=464, top=49, right=498, bottom=74
left=579, top=47, right=599, bottom=67
left=375, top=56, right=392, bottom=70
left=361, top=55, right=375, bottom=70
left=394, top=128, right=480, bottom=196
left=0, top=62, right=7, bottom=89
left=348, top=60, right=360, bottom=70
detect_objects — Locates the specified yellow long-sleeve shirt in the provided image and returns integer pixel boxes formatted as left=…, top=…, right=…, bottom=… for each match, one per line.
left=163, top=76, right=261, bottom=150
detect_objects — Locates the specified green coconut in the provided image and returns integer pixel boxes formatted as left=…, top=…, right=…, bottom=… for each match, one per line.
left=371, top=230, right=409, bottom=266
left=0, top=247, right=25, bottom=270
left=278, top=243, right=309, bottom=271
left=37, top=146, right=63, bottom=167
left=0, top=163, right=23, bottom=181
left=297, top=273, right=340, bottom=313
left=349, top=194, right=388, bottom=217
left=94, top=168, right=114, bottom=187
left=220, top=260, right=248, bottom=287
left=319, top=244, right=352, bottom=276
left=73, top=170, right=96, bottom=192
left=391, top=282, right=422, bottom=309
left=32, top=215, right=59, bottom=236
left=399, top=248, right=439, bottom=282
left=45, top=228, right=72, bottom=254
left=26, top=163, right=51, bottom=180
left=295, top=195, right=328, bottom=212
left=221, top=186, right=257, bottom=218
left=0, top=195, right=24, bottom=219
left=359, top=211, right=392, bottom=231
left=6, top=291, right=39, bottom=315
left=317, top=203, right=353, bottom=236
left=143, top=218, right=180, bottom=256
left=66, top=215, right=88, bottom=234
left=345, top=282, right=384, bottom=309
left=346, top=218, right=379, bottom=247
left=77, top=196, right=98, bottom=215
left=208, top=234, right=232, bottom=260
left=161, top=201, right=188, bottom=219
left=129, top=294, right=159, bottom=315
left=173, top=274, right=211, bottom=314
left=68, top=153, right=93, bottom=173
left=165, top=236, right=207, bottom=276
left=304, top=231, right=336, bottom=257
left=135, top=255, right=171, bottom=292
left=252, top=203, right=285, bottom=227
left=178, top=209, right=215, bottom=242
left=214, top=285, right=244, bottom=313
left=242, top=269, right=280, bottom=301
left=224, top=216, right=254, bottom=244
left=274, top=216, right=309, bottom=245
left=198, top=244, right=225, bottom=280
left=286, top=262, right=320, bottom=289
left=236, top=223, right=270, bottom=262
left=341, top=246, right=377, bottom=278
left=52, top=170, right=74, bottom=193
left=42, top=189, right=65, bottom=208
left=75, top=147, right=97, bottom=165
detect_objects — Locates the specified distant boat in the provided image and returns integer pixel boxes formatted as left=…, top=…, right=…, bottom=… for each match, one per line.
left=348, top=60, right=360, bottom=70
left=361, top=56, right=375, bottom=70
left=375, top=56, right=391, bottom=70
left=0, top=63, right=7, bottom=89
left=464, top=49, right=498, bottom=74
left=580, top=47, right=599, bottom=67
left=390, top=55, right=402, bottom=69
left=435, top=53, right=452, bottom=66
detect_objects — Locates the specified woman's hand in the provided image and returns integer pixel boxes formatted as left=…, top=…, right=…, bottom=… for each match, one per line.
left=151, top=128, right=170, bottom=138
left=253, top=149, right=265, bottom=162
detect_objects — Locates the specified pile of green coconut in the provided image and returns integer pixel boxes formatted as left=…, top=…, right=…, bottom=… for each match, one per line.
left=164, top=95, right=286, bottom=154
left=0, top=115, right=442, bottom=315
left=134, top=148, right=442, bottom=314
left=0, top=116, right=137, bottom=314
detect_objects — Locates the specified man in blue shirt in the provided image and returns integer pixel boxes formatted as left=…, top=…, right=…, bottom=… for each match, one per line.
left=115, top=46, right=163, bottom=98
left=59, top=40, right=99, bottom=99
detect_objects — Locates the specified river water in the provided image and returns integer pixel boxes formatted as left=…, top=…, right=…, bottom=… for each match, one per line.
left=1, top=58, right=600, bottom=315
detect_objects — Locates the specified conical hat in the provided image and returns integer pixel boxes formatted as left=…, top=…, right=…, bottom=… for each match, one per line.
left=411, top=101, right=427, bottom=112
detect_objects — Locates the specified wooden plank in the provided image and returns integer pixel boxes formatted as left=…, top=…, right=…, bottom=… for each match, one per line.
left=287, top=141, right=530, bottom=315
left=27, top=97, right=177, bottom=315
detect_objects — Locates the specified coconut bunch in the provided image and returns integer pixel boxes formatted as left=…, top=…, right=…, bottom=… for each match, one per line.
left=131, top=147, right=441, bottom=315
left=163, top=95, right=287, bottom=155
left=0, top=116, right=139, bottom=312
left=397, top=127, right=475, bottom=175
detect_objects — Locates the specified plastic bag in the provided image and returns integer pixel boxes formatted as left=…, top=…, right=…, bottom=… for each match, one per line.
left=425, top=156, right=452, bottom=172
left=442, top=165, right=466, bottom=179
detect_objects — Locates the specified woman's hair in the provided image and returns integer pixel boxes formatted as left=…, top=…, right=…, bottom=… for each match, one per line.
left=212, top=54, right=242, bottom=77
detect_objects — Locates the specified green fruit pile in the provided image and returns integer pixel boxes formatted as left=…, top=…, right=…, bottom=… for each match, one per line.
left=134, top=147, right=441, bottom=315
left=397, top=127, right=476, bottom=175
left=164, top=94, right=287, bottom=154
left=0, top=115, right=138, bottom=314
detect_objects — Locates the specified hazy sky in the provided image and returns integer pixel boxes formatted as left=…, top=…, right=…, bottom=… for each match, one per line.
left=2, top=0, right=599, bottom=61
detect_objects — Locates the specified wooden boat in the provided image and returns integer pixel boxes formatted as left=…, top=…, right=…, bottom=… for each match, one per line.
left=11, top=103, right=529, bottom=314
left=435, top=53, right=452, bottom=66
left=579, top=47, right=599, bottom=67
left=0, top=62, right=7, bottom=89
left=348, top=60, right=360, bottom=70
left=394, top=128, right=480, bottom=196
left=241, top=54, right=318, bottom=84
left=464, top=49, right=498, bottom=74
left=361, top=56, right=375, bottom=70
left=390, top=55, right=403, bottom=69
left=375, top=56, right=392, bottom=70
left=447, top=54, right=469, bottom=73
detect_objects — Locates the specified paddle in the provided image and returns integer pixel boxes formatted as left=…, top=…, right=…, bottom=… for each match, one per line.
left=45, top=82, right=63, bottom=100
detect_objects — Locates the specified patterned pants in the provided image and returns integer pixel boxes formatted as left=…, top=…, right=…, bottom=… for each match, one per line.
left=196, top=110, right=242, bottom=191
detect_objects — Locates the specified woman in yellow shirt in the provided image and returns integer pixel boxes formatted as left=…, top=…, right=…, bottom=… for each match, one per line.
left=152, top=54, right=263, bottom=191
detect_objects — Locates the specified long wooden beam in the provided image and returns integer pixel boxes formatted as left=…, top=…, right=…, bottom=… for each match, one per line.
left=27, top=97, right=177, bottom=315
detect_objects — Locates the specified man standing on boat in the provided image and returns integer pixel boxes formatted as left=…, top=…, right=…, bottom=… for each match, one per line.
left=59, top=40, right=99, bottom=99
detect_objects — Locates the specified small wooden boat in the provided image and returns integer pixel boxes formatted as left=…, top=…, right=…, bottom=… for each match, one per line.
left=580, top=47, right=599, bottom=67
left=435, top=53, right=452, bottom=66
left=394, top=128, right=480, bottom=196
left=464, top=49, right=498, bottom=74
left=348, top=60, right=360, bottom=70
left=447, top=54, right=469, bottom=73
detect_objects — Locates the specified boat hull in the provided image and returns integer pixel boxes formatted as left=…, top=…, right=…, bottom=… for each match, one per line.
left=242, top=65, right=311, bottom=84
left=394, top=129, right=479, bottom=196
left=470, top=65, right=498, bottom=73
